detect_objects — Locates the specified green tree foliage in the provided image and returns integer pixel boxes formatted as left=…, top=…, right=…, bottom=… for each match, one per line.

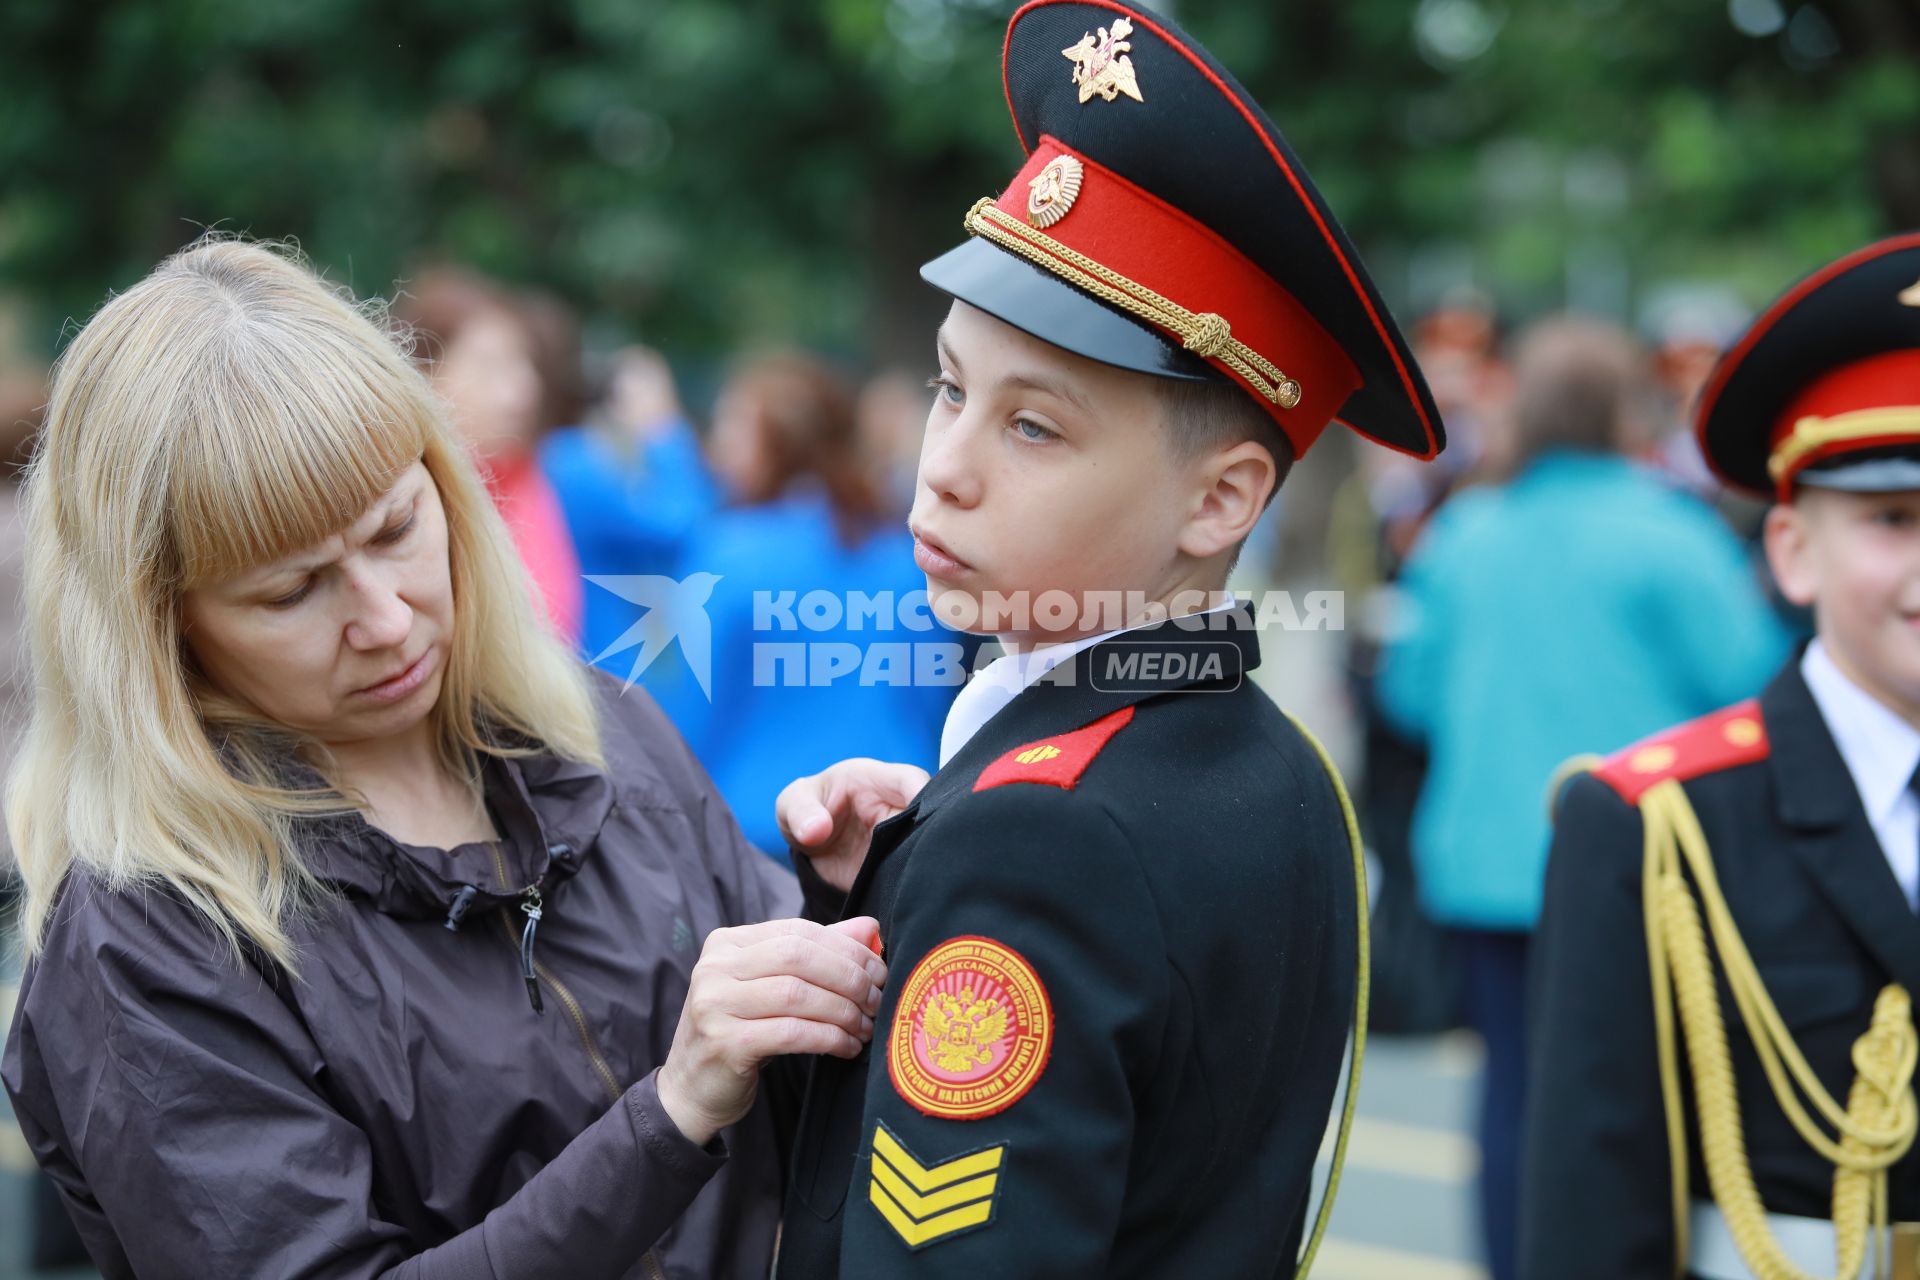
left=1, top=0, right=1915, bottom=360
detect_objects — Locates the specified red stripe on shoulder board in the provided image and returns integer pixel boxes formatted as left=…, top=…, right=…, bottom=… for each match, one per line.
left=1591, top=699, right=1768, bottom=804
left=973, top=706, right=1136, bottom=793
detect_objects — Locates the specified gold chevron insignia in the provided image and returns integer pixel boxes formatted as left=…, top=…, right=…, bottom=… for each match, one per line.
left=866, top=1122, right=1007, bottom=1250
left=1014, top=744, right=1062, bottom=765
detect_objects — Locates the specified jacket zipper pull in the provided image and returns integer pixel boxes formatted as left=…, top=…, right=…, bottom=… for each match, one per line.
left=519, top=886, right=545, bottom=1014
left=444, top=885, right=480, bottom=932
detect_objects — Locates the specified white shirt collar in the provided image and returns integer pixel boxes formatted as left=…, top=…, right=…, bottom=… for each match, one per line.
left=1801, top=639, right=1920, bottom=905
left=937, top=597, right=1242, bottom=767
left=1803, top=639, right=1920, bottom=828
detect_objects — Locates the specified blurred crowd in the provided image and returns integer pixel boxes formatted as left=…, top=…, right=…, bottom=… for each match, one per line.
left=0, top=263, right=1806, bottom=935
left=1339, top=291, right=1800, bottom=1280
left=390, top=264, right=974, bottom=856
left=0, top=263, right=1810, bottom=1277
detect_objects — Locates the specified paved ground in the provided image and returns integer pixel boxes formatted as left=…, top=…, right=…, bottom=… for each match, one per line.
left=1311, top=1032, right=1489, bottom=1279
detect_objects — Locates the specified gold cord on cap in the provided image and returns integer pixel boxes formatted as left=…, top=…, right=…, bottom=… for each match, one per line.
left=1768, top=406, right=1920, bottom=483
left=964, top=197, right=1304, bottom=410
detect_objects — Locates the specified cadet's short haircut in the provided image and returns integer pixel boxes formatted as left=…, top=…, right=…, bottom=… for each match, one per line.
left=1155, top=377, right=1297, bottom=508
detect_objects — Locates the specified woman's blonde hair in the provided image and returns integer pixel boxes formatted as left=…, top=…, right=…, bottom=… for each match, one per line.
left=6, top=236, right=604, bottom=968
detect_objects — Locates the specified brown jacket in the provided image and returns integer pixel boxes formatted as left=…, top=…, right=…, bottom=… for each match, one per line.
left=3, top=673, right=828, bottom=1278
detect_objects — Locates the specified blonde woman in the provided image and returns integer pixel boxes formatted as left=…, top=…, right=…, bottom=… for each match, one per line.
left=0, top=239, right=923, bottom=1279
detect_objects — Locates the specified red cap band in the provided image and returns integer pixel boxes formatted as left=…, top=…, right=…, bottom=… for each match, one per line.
left=984, top=136, right=1361, bottom=458
left=1767, top=349, right=1920, bottom=497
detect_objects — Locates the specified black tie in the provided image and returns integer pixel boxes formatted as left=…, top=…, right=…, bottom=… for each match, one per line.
left=1909, top=762, right=1920, bottom=912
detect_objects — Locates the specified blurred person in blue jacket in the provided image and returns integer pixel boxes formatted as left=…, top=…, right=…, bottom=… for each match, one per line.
left=542, top=345, right=721, bottom=663
left=856, top=367, right=929, bottom=518
left=664, top=353, right=958, bottom=856
left=1377, top=315, right=1790, bottom=1280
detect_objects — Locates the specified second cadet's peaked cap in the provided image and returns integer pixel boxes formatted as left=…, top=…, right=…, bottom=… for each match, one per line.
left=1696, top=232, right=1920, bottom=499
left=920, top=0, right=1445, bottom=463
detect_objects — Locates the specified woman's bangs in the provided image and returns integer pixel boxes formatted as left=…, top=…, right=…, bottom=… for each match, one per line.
left=170, top=338, right=433, bottom=585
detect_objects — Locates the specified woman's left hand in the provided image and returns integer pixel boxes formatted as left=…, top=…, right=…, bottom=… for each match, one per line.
left=777, top=758, right=930, bottom=892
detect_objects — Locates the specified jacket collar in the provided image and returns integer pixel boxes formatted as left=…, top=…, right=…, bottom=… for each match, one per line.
left=296, top=747, right=616, bottom=923
left=851, top=603, right=1261, bottom=889
left=924, top=601, right=1260, bottom=809
left=1762, top=652, right=1920, bottom=989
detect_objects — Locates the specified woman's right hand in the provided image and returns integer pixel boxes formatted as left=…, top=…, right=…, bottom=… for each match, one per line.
left=656, top=915, right=887, bottom=1147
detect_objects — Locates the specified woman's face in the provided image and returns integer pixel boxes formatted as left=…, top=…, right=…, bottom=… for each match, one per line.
left=432, top=311, right=543, bottom=461
left=179, top=462, right=456, bottom=749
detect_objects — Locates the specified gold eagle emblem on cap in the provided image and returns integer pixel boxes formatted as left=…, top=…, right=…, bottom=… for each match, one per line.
left=1026, top=155, right=1084, bottom=228
left=1063, top=17, right=1145, bottom=105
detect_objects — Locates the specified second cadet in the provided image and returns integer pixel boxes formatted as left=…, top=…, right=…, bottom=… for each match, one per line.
left=1523, top=232, right=1920, bottom=1279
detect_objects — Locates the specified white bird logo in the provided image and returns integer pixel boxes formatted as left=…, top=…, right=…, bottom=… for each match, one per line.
left=583, top=572, right=723, bottom=700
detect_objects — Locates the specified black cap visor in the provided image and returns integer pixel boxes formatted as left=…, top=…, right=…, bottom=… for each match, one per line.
left=1796, top=448, right=1920, bottom=494
left=921, top=237, right=1224, bottom=384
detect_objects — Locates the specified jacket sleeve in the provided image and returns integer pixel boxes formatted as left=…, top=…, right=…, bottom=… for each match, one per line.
left=837, top=786, right=1170, bottom=1278
left=589, top=669, right=837, bottom=1176
left=1520, top=772, right=1678, bottom=1279
left=693, top=767, right=812, bottom=925
left=591, top=669, right=820, bottom=926
left=1, top=885, right=727, bottom=1280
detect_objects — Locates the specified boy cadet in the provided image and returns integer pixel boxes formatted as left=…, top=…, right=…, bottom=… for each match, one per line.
left=774, top=3, right=1447, bottom=1276
left=1523, top=233, right=1920, bottom=1280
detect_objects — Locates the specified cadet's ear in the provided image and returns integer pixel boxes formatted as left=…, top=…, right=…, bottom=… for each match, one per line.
left=1763, top=498, right=1819, bottom=609
left=1177, top=440, right=1275, bottom=561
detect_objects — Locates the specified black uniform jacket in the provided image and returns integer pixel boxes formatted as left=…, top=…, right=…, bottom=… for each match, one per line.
left=777, top=608, right=1358, bottom=1278
left=1522, top=656, right=1920, bottom=1279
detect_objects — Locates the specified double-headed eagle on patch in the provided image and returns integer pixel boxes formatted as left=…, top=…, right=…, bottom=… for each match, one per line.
left=922, top=987, right=1012, bottom=1073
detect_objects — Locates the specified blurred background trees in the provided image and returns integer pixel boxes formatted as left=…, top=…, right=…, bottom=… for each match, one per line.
left=2, top=0, right=1917, bottom=369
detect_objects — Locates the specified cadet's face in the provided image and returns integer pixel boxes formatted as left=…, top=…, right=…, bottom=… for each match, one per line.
left=180, top=462, right=456, bottom=748
left=1767, top=487, right=1920, bottom=726
left=910, top=303, right=1219, bottom=648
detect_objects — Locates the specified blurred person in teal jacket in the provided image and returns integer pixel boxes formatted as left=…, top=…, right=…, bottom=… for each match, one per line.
left=661, top=353, right=959, bottom=856
left=1376, top=316, right=1790, bottom=1280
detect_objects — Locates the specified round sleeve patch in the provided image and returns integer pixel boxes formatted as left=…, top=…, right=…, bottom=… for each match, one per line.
left=887, top=935, right=1054, bottom=1120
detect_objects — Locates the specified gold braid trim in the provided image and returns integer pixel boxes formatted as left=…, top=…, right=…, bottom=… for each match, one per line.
left=963, top=198, right=1305, bottom=410
left=1282, top=711, right=1368, bottom=1279
left=1769, top=407, right=1920, bottom=483
left=1544, top=752, right=1605, bottom=821
left=1638, top=775, right=1918, bottom=1279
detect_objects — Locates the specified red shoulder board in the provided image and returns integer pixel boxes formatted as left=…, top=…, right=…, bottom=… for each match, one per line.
left=972, top=706, right=1136, bottom=793
left=1591, top=699, right=1769, bottom=803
